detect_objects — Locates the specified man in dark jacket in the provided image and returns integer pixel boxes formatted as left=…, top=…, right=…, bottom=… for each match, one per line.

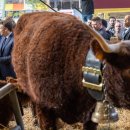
left=122, top=15, right=130, bottom=40
left=106, top=16, right=116, bottom=36
left=0, top=20, right=3, bottom=42
left=0, top=19, right=16, bottom=80
left=81, top=0, right=94, bottom=22
left=91, top=17, right=111, bottom=40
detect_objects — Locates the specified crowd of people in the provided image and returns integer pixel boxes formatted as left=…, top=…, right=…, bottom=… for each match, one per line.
left=81, top=0, right=130, bottom=42
left=85, top=15, right=130, bottom=42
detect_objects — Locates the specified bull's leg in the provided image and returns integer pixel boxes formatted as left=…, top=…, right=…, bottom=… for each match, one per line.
left=36, top=106, right=57, bottom=130
left=83, top=120, right=98, bottom=130
left=30, top=102, right=39, bottom=126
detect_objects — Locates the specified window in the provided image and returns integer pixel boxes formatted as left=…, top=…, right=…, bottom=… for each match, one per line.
left=50, top=0, right=79, bottom=10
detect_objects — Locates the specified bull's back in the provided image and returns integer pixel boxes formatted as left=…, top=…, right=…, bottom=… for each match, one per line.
left=12, top=12, right=92, bottom=107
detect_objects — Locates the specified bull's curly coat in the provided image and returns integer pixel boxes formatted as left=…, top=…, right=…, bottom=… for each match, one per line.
left=12, top=12, right=97, bottom=129
left=11, top=12, right=130, bottom=130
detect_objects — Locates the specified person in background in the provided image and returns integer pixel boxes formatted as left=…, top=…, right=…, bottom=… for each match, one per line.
left=91, top=17, right=110, bottom=40
left=106, top=16, right=116, bottom=36
left=102, top=19, right=113, bottom=40
left=101, top=19, right=108, bottom=29
left=5, top=16, right=16, bottom=32
left=86, top=19, right=92, bottom=27
left=81, top=0, right=94, bottom=22
left=0, top=18, right=16, bottom=80
left=114, top=20, right=124, bottom=40
left=122, top=15, right=130, bottom=40
left=0, top=18, right=24, bottom=116
left=0, top=20, right=3, bottom=42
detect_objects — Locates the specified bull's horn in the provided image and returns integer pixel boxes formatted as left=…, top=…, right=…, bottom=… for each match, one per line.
left=86, top=25, right=120, bottom=53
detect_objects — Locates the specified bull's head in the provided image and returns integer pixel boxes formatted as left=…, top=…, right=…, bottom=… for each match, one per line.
left=87, top=25, right=130, bottom=108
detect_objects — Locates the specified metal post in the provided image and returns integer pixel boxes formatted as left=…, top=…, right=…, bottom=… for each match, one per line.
left=9, top=89, right=24, bottom=130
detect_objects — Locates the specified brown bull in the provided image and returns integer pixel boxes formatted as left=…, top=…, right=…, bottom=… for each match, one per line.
left=6, top=12, right=130, bottom=130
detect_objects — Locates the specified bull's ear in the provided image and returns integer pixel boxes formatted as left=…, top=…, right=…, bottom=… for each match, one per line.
left=91, top=39, right=106, bottom=61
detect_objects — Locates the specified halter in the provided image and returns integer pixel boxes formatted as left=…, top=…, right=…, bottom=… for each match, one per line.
left=82, top=48, right=104, bottom=101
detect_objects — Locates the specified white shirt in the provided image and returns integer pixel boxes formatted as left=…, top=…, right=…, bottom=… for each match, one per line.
left=5, top=32, right=12, bottom=39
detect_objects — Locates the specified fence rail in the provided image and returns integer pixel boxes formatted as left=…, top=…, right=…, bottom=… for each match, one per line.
left=0, top=83, right=24, bottom=130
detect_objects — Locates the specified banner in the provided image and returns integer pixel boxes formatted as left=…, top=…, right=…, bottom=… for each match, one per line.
left=5, top=4, right=13, bottom=10
left=13, top=4, right=24, bottom=10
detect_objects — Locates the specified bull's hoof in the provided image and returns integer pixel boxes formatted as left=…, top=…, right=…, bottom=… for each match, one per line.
left=33, top=119, right=39, bottom=127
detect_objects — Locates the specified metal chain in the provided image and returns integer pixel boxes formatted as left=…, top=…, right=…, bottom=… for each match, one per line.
left=102, top=63, right=111, bottom=130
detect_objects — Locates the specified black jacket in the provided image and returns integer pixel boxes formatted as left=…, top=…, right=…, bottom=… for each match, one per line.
left=81, top=0, right=94, bottom=15
left=98, top=28, right=111, bottom=40
left=0, top=33, right=16, bottom=80
left=122, top=28, right=130, bottom=40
